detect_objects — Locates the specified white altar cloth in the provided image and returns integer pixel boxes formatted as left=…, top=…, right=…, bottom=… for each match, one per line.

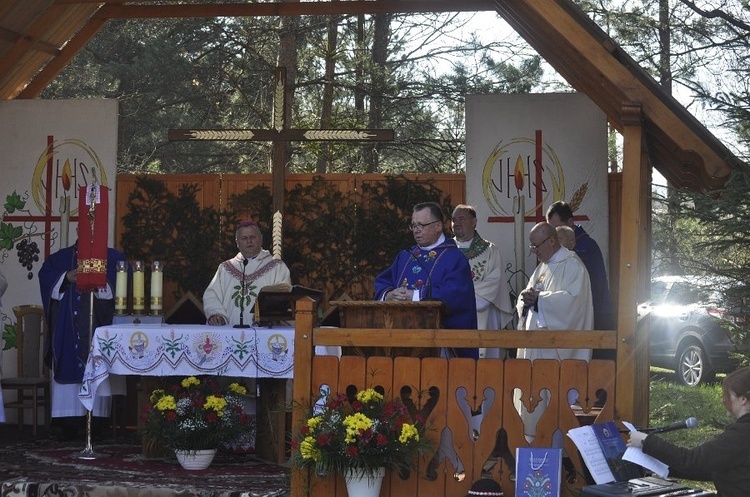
left=79, top=323, right=294, bottom=410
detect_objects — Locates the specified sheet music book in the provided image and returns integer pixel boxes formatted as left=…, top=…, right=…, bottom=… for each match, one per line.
left=515, top=447, right=562, bottom=497
left=567, top=421, right=643, bottom=485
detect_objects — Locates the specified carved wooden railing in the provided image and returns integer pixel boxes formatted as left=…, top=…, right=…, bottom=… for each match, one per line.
left=291, top=298, right=619, bottom=497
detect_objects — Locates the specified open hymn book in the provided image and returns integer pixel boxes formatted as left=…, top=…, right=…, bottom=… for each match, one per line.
left=567, top=421, right=669, bottom=485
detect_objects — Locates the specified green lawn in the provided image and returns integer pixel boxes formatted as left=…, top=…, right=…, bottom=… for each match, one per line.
left=646, top=370, right=729, bottom=493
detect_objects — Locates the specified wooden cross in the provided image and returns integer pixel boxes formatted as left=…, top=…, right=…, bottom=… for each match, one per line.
left=169, top=67, right=394, bottom=213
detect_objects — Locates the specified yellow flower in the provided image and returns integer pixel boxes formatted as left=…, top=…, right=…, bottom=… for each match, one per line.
left=399, top=423, right=420, bottom=443
left=344, top=413, right=372, bottom=443
left=204, top=395, right=227, bottom=414
left=307, top=416, right=322, bottom=431
left=356, top=388, right=383, bottom=404
left=228, top=382, right=247, bottom=395
left=155, top=395, right=176, bottom=411
left=181, top=376, right=201, bottom=388
left=300, top=436, right=320, bottom=460
left=149, top=389, right=165, bottom=404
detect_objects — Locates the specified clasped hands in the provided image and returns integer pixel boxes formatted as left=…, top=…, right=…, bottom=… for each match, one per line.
left=386, top=287, right=413, bottom=302
left=520, top=286, right=540, bottom=308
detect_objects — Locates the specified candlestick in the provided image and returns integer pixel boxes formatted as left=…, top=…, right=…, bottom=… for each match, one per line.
left=133, top=260, right=145, bottom=314
left=150, top=260, right=163, bottom=315
left=115, top=260, right=128, bottom=315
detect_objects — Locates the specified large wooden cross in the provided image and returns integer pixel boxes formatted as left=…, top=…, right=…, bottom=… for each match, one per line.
left=169, top=67, right=394, bottom=213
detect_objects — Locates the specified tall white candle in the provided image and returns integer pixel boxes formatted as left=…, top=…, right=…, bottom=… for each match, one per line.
left=150, top=260, right=163, bottom=315
left=115, top=260, right=127, bottom=314
left=514, top=195, right=526, bottom=300
left=60, top=195, right=70, bottom=248
left=133, top=260, right=145, bottom=313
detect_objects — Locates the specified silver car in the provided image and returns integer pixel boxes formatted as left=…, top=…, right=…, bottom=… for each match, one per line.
left=638, top=275, right=745, bottom=386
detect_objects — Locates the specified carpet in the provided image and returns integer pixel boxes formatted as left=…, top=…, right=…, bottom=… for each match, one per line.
left=0, top=430, right=290, bottom=497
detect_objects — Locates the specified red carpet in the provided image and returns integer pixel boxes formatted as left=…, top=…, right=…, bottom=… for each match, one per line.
left=0, top=427, right=289, bottom=497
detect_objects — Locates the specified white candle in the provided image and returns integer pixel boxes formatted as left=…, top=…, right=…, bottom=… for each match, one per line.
left=133, top=260, right=145, bottom=313
left=514, top=195, right=526, bottom=300
left=150, top=260, right=163, bottom=315
left=60, top=195, right=70, bottom=248
left=115, top=260, right=127, bottom=314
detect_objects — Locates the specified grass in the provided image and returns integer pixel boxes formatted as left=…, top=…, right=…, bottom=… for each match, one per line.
left=646, top=370, right=730, bottom=493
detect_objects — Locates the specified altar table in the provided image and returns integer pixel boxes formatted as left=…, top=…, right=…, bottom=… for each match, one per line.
left=79, top=323, right=294, bottom=411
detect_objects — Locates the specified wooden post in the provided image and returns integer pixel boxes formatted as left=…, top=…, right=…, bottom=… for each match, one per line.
left=615, top=102, right=650, bottom=426
left=290, top=297, right=316, bottom=497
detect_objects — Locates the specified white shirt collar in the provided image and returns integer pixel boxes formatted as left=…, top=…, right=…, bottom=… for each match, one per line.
left=419, top=234, right=446, bottom=251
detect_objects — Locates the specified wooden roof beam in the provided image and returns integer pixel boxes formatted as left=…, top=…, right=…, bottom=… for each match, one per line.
left=17, top=16, right=107, bottom=99
left=97, top=0, right=496, bottom=19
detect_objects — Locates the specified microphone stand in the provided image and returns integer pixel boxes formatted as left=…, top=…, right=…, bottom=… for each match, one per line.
left=234, top=258, right=251, bottom=329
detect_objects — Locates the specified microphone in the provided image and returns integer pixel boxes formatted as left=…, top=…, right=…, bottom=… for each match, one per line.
left=650, top=417, right=699, bottom=434
left=234, top=258, right=251, bottom=329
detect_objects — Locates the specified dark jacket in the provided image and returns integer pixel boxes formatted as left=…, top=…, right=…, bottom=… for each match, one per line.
left=642, top=413, right=750, bottom=497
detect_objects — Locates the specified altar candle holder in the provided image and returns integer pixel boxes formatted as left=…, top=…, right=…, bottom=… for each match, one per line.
left=115, top=260, right=128, bottom=315
left=133, top=260, right=145, bottom=314
left=150, top=260, right=163, bottom=316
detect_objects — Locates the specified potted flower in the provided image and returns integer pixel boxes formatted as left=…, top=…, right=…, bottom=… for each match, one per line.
left=140, top=376, right=253, bottom=469
left=291, top=388, right=433, bottom=496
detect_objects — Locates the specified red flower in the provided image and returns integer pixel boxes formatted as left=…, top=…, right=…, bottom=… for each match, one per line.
left=317, top=433, right=332, bottom=446
left=206, top=412, right=218, bottom=424
left=166, top=411, right=177, bottom=422
left=301, top=425, right=310, bottom=435
left=347, top=446, right=358, bottom=457
left=376, top=434, right=388, bottom=447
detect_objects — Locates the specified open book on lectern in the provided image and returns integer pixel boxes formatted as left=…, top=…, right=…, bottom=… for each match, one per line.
left=567, top=421, right=664, bottom=485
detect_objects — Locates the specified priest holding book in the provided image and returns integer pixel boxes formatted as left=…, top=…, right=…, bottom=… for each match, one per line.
left=204, top=220, right=291, bottom=326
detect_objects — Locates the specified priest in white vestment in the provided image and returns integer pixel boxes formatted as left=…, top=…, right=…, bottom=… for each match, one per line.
left=516, top=222, right=594, bottom=362
left=204, top=221, right=291, bottom=326
left=515, top=222, right=594, bottom=443
left=452, top=205, right=513, bottom=358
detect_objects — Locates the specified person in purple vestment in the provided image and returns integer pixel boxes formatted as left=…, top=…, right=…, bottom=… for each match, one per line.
left=38, top=241, right=126, bottom=437
left=374, top=202, right=478, bottom=358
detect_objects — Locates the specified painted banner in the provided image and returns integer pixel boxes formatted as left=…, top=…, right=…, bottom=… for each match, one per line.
left=466, top=93, right=608, bottom=303
left=0, top=99, right=118, bottom=390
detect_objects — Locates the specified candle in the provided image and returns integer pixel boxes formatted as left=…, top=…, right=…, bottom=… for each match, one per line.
left=60, top=195, right=70, bottom=248
left=115, top=260, right=128, bottom=314
left=133, top=260, right=145, bottom=314
left=514, top=195, right=526, bottom=300
left=150, top=260, right=163, bottom=315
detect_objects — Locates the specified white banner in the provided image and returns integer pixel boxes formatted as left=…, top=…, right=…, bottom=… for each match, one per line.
left=466, top=93, right=608, bottom=301
left=0, top=99, right=118, bottom=388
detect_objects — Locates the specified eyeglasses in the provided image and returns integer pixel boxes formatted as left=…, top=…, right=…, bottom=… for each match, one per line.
left=529, top=234, right=553, bottom=250
left=409, top=220, right=441, bottom=232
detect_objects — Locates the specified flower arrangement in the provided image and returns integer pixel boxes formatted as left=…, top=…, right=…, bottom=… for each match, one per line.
left=291, top=388, right=433, bottom=476
left=140, top=376, right=253, bottom=452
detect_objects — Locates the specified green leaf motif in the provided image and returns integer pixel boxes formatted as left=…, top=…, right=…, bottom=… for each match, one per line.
left=2, top=323, right=17, bottom=350
left=0, top=222, right=22, bottom=251
left=4, top=191, right=25, bottom=214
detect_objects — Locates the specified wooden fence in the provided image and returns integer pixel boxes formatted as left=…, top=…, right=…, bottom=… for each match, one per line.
left=291, top=299, right=619, bottom=497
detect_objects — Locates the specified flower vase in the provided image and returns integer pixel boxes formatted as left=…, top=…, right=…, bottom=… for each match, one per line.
left=343, top=467, right=385, bottom=497
left=175, top=449, right=217, bottom=470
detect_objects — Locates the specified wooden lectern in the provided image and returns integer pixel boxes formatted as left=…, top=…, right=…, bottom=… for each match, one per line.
left=329, top=300, right=444, bottom=357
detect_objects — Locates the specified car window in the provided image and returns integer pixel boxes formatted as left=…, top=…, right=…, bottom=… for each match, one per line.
left=651, top=281, right=670, bottom=304
left=665, top=282, right=713, bottom=305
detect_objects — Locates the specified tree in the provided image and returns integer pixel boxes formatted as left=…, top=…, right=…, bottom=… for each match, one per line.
left=42, top=13, right=543, bottom=175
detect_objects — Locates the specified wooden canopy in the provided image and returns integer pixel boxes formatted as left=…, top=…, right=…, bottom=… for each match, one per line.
left=1, top=0, right=745, bottom=190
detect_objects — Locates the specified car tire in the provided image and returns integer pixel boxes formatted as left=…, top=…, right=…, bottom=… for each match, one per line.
left=676, top=344, right=707, bottom=387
